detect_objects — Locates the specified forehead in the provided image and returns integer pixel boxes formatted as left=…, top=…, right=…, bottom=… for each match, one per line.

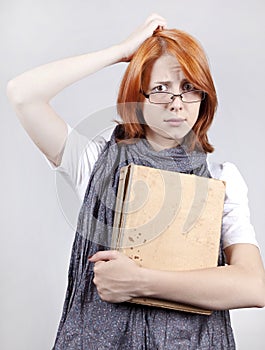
left=149, top=54, right=185, bottom=83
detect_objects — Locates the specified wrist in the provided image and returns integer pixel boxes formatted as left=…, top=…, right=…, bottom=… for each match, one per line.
left=134, top=267, right=154, bottom=298
left=112, top=43, right=131, bottom=63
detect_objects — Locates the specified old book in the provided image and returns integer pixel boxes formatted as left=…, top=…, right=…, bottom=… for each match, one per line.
left=111, top=163, right=226, bottom=315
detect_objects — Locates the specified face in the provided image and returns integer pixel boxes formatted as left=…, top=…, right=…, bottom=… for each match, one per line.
left=142, top=54, right=201, bottom=151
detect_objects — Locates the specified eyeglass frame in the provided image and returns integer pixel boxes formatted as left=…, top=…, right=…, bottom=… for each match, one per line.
left=140, top=89, right=206, bottom=104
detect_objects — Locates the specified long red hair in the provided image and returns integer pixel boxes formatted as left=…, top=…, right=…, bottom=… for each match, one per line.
left=117, top=29, right=217, bottom=153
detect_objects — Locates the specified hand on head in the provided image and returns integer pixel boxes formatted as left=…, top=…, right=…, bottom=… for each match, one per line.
left=119, top=13, right=167, bottom=62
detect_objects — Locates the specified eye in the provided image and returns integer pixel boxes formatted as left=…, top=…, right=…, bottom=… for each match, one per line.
left=182, top=81, right=195, bottom=92
left=152, top=84, right=168, bottom=92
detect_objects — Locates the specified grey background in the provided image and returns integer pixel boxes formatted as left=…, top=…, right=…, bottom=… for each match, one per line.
left=1, top=0, right=265, bottom=349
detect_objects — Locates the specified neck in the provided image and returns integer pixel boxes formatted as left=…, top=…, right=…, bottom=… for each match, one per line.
left=145, top=130, right=182, bottom=151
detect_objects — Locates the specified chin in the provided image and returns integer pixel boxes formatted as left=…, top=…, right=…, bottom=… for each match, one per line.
left=169, top=130, right=190, bottom=141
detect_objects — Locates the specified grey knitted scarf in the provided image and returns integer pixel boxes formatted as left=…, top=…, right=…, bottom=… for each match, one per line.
left=52, top=125, right=235, bottom=350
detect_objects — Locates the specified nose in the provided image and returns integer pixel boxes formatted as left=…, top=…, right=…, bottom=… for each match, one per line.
left=169, top=95, right=183, bottom=111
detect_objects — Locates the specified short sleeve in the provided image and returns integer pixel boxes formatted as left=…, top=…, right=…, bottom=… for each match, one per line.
left=209, top=161, right=259, bottom=249
left=43, top=123, right=108, bottom=201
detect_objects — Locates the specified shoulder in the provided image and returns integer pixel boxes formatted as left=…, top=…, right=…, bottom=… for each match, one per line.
left=207, top=160, right=248, bottom=201
left=44, top=123, right=113, bottom=202
left=207, top=159, right=259, bottom=249
left=207, top=160, right=244, bottom=181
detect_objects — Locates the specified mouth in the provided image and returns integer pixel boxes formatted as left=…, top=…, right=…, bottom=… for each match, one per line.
left=163, top=118, right=186, bottom=126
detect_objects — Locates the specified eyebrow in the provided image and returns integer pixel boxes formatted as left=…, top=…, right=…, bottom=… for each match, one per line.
left=152, top=78, right=187, bottom=85
left=153, top=81, right=172, bottom=85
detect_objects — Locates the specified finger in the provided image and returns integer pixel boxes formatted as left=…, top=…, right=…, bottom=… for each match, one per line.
left=148, top=20, right=167, bottom=35
left=88, top=250, right=119, bottom=262
left=145, top=14, right=167, bottom=28
left=141, top=14, right=166, bottom=30
left=94, top=261, right=105, bottom=268
left=145, top=13, right=166, bottom=24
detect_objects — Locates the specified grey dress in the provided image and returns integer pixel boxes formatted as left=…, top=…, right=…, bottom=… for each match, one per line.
left=52, top=126, right=236, bottom=350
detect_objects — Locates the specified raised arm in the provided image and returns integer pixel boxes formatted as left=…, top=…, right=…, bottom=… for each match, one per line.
left=6, top=14, right=166, bottom=166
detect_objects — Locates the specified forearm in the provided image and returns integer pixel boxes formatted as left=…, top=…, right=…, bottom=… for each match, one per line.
left=7, top=44, right=124, bottom=104
left=7, top=14, right=167, bottom=105
left=6, top=14, right=167, bottom=165
left=90, top=245, right=265, bottom=309
left=139, top=264, right=265, bottom=310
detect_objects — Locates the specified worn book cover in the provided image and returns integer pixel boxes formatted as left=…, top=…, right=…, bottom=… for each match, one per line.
left=112, top=163, right=226, bottom=315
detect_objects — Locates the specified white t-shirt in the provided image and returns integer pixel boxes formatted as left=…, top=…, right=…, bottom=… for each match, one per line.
left=45, top=124, right=258, bottom=250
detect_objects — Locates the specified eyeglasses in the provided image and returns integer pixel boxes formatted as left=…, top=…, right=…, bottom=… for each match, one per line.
left=141, top=90, right=206, bottom=104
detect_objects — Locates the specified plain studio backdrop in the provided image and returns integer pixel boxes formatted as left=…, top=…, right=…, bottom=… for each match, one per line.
left=1, top=0, right=265, bottom=349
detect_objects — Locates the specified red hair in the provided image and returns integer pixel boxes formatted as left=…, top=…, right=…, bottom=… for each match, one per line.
left=117, top=29, right=217, bottom=153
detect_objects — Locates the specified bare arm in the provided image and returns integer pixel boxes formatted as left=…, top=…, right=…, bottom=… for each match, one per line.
left=140, top=244, right=265, bottom=310
left=90, top=244, right=265, bottom=310
left=6, top=46, right=125, bottom=166
left=6, top=14, right=167, bottom=166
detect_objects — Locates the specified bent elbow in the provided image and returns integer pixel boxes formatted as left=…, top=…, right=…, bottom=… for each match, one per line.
left=7, top=77, right=39, bottom=107
left=6, top=79, right=25, bottom=106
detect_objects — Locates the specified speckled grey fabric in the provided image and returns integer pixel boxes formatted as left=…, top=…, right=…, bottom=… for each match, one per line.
left=52, top=125, right=236, bottom=349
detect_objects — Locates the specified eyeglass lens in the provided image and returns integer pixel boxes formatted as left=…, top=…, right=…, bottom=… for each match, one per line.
left=149, top=91, right=204, bottom=103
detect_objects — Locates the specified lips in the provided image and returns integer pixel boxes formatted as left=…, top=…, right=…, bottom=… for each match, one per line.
left=164, top=118, right=186, bottom=126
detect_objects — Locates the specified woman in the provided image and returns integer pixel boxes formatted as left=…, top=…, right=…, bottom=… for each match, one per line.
left=7, top=13, right=265, bottom=350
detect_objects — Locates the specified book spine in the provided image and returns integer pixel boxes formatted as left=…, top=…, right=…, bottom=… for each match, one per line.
left=111, top=165, right=130, bottom=249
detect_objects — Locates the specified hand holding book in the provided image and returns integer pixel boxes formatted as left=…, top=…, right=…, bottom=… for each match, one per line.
left=89, top=250, right=143, bottom=303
